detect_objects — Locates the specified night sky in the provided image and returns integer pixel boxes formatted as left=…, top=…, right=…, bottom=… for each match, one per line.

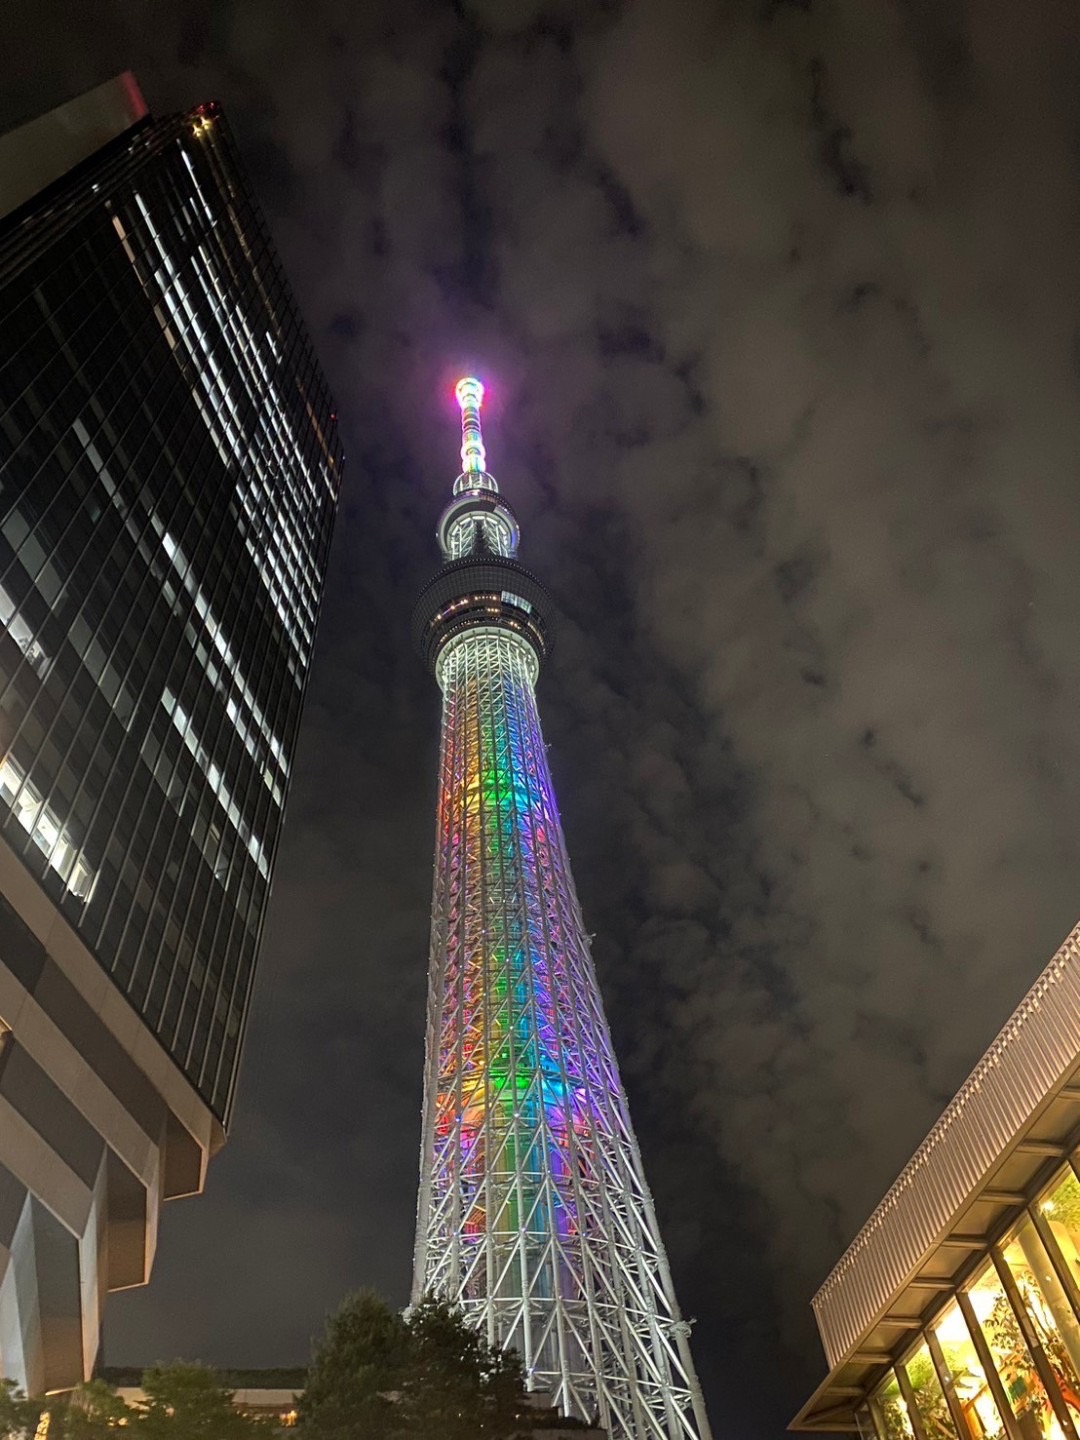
left=5, top=2, right=1080, bottom=1436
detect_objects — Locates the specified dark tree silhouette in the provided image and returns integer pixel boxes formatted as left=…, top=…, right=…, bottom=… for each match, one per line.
left=299, top=1290, right=580, bottom=1440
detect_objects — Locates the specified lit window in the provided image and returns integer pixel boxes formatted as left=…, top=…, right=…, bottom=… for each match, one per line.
left=1000, top=1218, right=1080, bottom=1419
left=897, top=1342, right=959, bottom=1440
left=161, top=694, right=270, bottom=883
left=0, top=581, right=49, bottom=676
left=0, top=757, right=96, bottom=902
left=1038, top=1170, right=1080, bottom=1293
left=932, top=1300, right=1007, bottom=1440
left=965, top=1261, right=1058, bottom=1439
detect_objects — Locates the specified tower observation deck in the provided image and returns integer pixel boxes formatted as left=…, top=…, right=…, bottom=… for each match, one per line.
left=411, top=380, right=713, bottom=1440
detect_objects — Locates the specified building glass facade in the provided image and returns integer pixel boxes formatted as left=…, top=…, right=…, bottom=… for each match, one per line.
left=0, top=101, right=341, bottom=1122
left=855, top=1157, right=1080, bottom=1440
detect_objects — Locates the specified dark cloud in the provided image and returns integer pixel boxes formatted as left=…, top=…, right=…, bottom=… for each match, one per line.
left=3, top=1, right=1080, bottom=1436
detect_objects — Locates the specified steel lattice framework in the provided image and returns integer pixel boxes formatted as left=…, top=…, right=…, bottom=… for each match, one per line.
left=412, top=381, right=712, bottom=1440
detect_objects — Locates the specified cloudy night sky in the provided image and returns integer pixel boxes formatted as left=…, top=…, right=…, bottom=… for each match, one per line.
left=6, top=1, right=1080, bottom=1435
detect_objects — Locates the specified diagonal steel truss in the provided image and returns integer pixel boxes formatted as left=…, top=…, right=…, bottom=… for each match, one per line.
left=413, top=626, right=712, bottom=1440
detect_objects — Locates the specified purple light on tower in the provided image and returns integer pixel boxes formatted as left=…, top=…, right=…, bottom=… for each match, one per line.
left=411, top=379, right=713, bottom=1440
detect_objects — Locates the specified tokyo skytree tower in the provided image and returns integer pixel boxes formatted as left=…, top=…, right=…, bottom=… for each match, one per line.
left=411, top=379, right=712, bottom=1440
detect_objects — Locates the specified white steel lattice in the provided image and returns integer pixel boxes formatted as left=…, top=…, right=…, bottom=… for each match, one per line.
left=413, top=626, right=712, bottom=1440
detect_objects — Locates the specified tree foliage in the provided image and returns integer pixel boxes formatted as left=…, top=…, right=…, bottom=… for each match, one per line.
left=136, top=1364, right=268, bottom=1440
left=400, top=1294, right=529, bottom=1440
left=299, top=1291, right=540, bottom=1440
left=299, top=1290, right=410, bottom=1440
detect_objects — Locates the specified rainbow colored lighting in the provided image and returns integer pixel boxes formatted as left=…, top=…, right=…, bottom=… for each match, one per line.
left=431, top=637, right=592, bottom=1253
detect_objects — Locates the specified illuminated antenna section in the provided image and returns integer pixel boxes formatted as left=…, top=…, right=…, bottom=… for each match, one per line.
left=441, top=376, right=515, bottom=557
left=452, top=377, right=498, bottom=498
left=456, top=376, right=487, bottom=474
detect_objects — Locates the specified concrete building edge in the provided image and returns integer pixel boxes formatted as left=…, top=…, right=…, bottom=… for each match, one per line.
left=0, top=827, right=221, bottom=1392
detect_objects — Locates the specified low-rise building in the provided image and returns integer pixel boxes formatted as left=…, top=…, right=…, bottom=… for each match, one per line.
left=98, top=1366, right=606, bottom=1436
left=793, top=918, right=1080, bottom=1440
left=100, top=1368, right=304, bottom=1427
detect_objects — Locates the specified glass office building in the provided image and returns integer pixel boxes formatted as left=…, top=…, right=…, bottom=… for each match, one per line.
left=0, top=75, right=340, bottom=1392
left=793, top=921, right=1080, bottom=1440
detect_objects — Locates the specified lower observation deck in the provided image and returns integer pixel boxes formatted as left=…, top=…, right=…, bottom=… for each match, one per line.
left=412, top=555, right=554, bottom=674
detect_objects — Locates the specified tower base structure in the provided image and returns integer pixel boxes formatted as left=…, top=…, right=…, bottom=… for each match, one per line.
left=0, top=830, right=219, bottom=1394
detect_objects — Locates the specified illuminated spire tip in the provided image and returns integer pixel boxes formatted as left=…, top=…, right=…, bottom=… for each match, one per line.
left=455, top=376, right=486, bottom=475
left=455, top=376, right=484, bottom=410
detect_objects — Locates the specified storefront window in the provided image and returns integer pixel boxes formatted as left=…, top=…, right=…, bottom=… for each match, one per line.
left=1001, top=1221, right=1080, bottom=1420
left=901, top=1341, right=960, bottom=1440
left=1041, top=1172, right=1080, bottom=1300
left=933, top=1299, right=1008, bottom=1440
left=967, top=1261, right=1065, bottom=1440
left=875, top=1370, right=916, bottom=1440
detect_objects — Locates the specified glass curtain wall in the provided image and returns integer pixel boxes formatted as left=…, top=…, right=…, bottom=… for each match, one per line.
left=0, top=109, right=341, bottom=1121
left=860, top=1161, right=1080, bottom=1440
